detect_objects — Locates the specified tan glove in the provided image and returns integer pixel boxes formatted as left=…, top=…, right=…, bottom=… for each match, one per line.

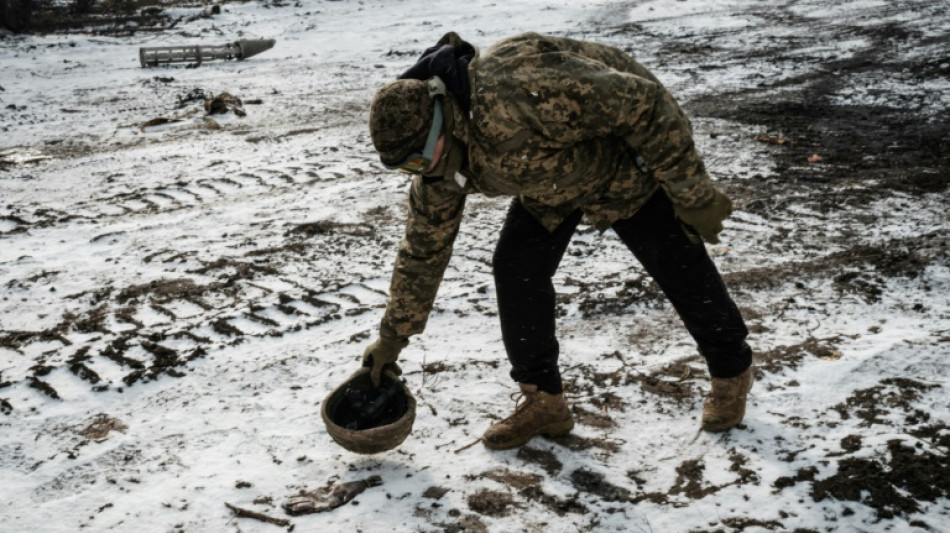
left=674, top=189, right=733, bottom=244
left=361, top=335, right=409, bottom=387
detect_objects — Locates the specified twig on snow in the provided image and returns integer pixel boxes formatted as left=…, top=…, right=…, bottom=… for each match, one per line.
left=454, top=437, right=482, bottom=453
left=225, top=502, right=292, bottom=528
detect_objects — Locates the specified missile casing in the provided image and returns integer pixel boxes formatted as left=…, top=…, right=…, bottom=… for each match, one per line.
left=139, top=39, right=275, bottom=67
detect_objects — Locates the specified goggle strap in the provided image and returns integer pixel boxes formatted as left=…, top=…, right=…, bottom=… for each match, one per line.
left=380, top=77, right=446, bottom=171
left=421, top=99, right=443, bottom=161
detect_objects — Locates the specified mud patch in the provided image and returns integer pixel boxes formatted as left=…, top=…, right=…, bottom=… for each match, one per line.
left=569, top=469, right=633, bottom=502
left=437, top=514, right=488, bottom=533
left=0, top=329, right=71, bottom=351
left=28, top=377, right=60, bottom=400
left=77, top=414, right=127, bottom=442
left=480, top=468, right=542, bottom=490
left=546, top=434, right=621, bottom=454
left=668, top=459, right=712, bottom=500
left=773, top=466, right=819, bottom=491
left=724, top=233, right=948, bottom=299
left=756, top=336, right=848, bottom=375
left=190, top=258, right=278, bottom=286
left=571, top=354, right=705, bottom=406
left=467, top=489, right=519, bottom=518
left=688, top=7, right=950, bottom=203
left=572, top=406, right=616, bottom=429
left=633, top=450, right=761, bottom=506
left=624, top=357, right=704, bottom=403
left=811, top=439, right=950, bottom=519
left=477, top=467, right=587, bottom=517
left=116, top=277, right=216, bottom=305
left=422, top=486, right=449, bottom=500
left=288, top=220, right=375, bottom=237
left=910, top=424, right=950, bottom=451
left=518, top=485, right=587, bottom=517
left=832, top=378, right=940, bottom=427
left=559, top=276, right=665, bottom=319
left=516, top=446, right=562, bottom=476
left=708, top=517, right=787, bottom=532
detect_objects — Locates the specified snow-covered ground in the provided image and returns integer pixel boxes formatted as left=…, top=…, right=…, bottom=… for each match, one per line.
left=2, top=0, right=949, bottom=531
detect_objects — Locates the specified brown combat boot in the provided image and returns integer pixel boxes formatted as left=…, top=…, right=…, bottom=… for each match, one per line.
left=702, top=365, right=755, bottom=432
left=482, top=383, right=574, bottom=450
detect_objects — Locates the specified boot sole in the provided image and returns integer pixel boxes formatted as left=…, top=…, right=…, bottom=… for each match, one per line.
left=482, top=419, right=575, bottom=450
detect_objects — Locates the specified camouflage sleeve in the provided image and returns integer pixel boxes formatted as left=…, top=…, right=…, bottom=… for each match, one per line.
left=381, top=175, right=466, bottom=338
left=621, top=83, right=717, bottom=209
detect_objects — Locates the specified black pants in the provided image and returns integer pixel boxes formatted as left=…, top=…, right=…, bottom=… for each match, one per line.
left=492, top=191, right=752, bottom=394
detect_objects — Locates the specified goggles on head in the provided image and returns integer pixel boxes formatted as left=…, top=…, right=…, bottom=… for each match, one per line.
left=384, top=77, right=447, bottom=174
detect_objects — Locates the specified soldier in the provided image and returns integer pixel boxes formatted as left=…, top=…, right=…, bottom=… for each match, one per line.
left=362, top=32, right=754, bottom=450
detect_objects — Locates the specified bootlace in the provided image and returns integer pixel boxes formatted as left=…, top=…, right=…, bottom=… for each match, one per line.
left=502, top=391, right=537, bottom=422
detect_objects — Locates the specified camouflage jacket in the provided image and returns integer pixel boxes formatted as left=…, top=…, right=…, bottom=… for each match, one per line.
left=381, top=32, right=720, bottom=339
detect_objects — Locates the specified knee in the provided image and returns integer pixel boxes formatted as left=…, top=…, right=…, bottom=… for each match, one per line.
left=493, top=242, right=555, bottom=286
left=492, top=247, right=521, bottom=285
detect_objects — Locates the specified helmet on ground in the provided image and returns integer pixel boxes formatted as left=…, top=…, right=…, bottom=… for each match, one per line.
left=321, top=367, right=416, bottom=454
